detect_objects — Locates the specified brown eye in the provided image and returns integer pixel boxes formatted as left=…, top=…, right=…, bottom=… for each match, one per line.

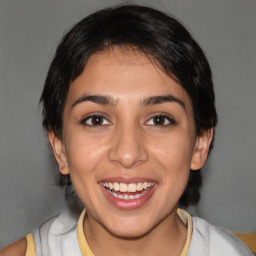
left=82, top=115, right=111, bottom=126
left=146, top=115, right=175, bottom=126
left=91, top=115, right=104, bottom=125
left=153, top=116, right=166, bottom=125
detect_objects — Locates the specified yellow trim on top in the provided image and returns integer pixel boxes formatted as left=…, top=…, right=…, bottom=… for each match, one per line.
left=25, top=233, right=36, bottom=256
left=77, top=208, right=193, bottom=256
left=77, top=209, right=94, bottom=256
left=233, top=233, right=256, bottom=254
left=177, top=209, right=193, bottom=256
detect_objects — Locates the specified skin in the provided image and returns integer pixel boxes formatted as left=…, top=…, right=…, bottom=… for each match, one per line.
left=1, top=46, right=212, bottom=255
left=50, top=47, right=213, bottom=256
left=0, top=238, right=26, bottom=256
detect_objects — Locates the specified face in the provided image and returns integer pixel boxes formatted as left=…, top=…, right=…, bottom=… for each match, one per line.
left=49, top=47, right=212, bottom=239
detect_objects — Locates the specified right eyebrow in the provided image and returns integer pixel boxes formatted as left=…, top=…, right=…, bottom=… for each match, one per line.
left=71, top=94, right=117, bottom=108
left=141, top=95, right=185, bottom=109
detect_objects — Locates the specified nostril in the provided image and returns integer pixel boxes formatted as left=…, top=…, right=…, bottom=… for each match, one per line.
left=108, top=129, right=148, bottom=167
left=109, top=151, right=148, bottom=168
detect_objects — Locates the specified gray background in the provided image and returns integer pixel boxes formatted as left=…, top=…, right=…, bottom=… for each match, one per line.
left=0, top=0, right=255, bottom=248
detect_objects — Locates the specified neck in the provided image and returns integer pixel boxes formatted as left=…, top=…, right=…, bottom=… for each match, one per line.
left=83, top=208, right=187, bottom=256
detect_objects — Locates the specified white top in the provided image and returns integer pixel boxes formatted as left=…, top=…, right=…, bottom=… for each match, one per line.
left=26, top=208, right=253, bottom=256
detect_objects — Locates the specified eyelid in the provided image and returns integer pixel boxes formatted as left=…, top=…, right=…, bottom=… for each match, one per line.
left=145, top=113, right=176, bottom=126
left=80, top=113, right=112, bottom=126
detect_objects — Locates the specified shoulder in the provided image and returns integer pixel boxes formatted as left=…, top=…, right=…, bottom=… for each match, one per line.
left=0, top=210, right=81, bottom=256
left=0, top=237, right=27, bottom=256
left=188, top=216, right=253, bottom=256
left=33, top=209, right=81, bottom=255
left=36, top=209, right=79, bottom=236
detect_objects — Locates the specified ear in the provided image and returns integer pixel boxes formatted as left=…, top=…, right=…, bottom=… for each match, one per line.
left=48, top=130, right=69, bottom=175
left=190, top=128, right=213, bottom=170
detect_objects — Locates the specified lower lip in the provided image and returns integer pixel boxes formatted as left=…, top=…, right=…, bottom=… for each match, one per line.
left=99, top=183, right=157, bottom=210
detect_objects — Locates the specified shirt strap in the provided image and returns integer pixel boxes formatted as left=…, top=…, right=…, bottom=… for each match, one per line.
left=77, top=208, right=193, bottom=256
left=25, top=233, right=37, bottom=256
left=177, top=208, right=193, bottom=256
left=77, top=209, right=94, bottom=256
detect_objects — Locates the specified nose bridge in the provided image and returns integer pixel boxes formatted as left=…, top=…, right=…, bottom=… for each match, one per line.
left=108, top=121, right=147, bottom=168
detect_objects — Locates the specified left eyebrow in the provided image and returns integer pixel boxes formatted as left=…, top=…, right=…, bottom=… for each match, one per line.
left=141, top=95, right=185, bottom=109
left=72, top=94, right=117, bottom=108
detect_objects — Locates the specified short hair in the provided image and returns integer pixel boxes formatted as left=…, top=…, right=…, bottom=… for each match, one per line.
left=40, top=5, right=217, bottom=207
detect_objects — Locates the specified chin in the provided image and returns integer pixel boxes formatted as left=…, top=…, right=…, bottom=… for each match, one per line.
left=108, top=226, right=151, bottom=239
left=102, top=215, right=156, bottom=239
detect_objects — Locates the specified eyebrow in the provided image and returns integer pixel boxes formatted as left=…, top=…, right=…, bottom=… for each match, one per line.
left=72, top=94, right=185, bottom=109
left=72, top=94, right=117, bottom=108
left=141, top=95, right=185, bottom=108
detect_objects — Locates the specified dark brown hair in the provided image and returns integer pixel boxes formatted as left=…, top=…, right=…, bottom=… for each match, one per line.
left=40, top=5, right=217, bottom=207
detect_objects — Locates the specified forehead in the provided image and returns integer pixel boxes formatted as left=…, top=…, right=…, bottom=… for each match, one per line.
left=69, top=47, right=191, bottom=102
left=62, top=47, right=196, bottom=133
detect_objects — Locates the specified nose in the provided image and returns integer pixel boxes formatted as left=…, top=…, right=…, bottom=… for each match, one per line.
left=108, top=124, right=148, bottom=168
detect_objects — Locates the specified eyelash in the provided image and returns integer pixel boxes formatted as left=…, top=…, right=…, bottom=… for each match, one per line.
left=81, top=114, right=111, bottom=127
left=81, top=113, right=176, bottom=128
left=145, top=114, right=176, bottom=127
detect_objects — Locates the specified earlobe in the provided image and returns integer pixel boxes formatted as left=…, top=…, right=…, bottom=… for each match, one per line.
left=190, top=128, right=213, bottom=170
left=48, top=131, right=69, bottom=175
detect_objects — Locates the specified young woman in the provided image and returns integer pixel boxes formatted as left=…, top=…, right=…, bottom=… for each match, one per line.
left=1, top=5, right=252, bottom=256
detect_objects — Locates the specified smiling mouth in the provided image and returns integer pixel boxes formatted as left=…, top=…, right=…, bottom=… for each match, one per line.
left=102, top=181, right=155, bottom=200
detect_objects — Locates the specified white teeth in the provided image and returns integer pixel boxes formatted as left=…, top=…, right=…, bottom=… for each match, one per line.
left=124, top=195, right=129, bottom=200
left=103, top=181, right=155, bottom=201
left=135, top=194, right=141, bottom=199
left=127, top=183, right=137, bottom=192
left=109, top=182, right=113, bottom=190
left=113, top=182, right=119, bottom=191
left=137, top=182, right=143, bottom=191
left=143, top=182, right=148, bottom=189
left=119, top=183, right=128, bottom=192
left=103, top=181, right=154, bottom=192
left=106, top=187, right=150, bottom=200
left=111, top=191, right=117, bottom=197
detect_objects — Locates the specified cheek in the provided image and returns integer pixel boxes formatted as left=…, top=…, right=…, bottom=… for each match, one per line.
left=149, top=131, right=194, bottom=197
left=65, top=132, right=108, bottom=173
left=64, top=133, right=108, bottom=206
left=151, top=131, right=194, bottom=170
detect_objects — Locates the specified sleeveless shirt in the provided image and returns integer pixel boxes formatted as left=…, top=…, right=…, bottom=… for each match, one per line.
left=25, top=209, right=253, bottom=256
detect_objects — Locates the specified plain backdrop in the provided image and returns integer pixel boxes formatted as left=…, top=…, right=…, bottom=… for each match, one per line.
left=0, top=0, right=256, bottom=248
